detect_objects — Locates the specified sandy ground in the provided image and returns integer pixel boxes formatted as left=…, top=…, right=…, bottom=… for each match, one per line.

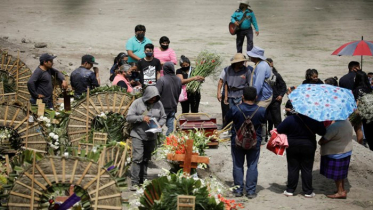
left=1, top=0, right=373, bottom=209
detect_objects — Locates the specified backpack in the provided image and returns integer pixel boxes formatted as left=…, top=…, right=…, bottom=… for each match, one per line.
left=234, top=105, right=260, bottom=150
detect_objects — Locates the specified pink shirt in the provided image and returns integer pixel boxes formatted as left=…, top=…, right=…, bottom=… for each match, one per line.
left=112, top=74, right=133, bottom=93
left=154, top=47, right=177, bottom=65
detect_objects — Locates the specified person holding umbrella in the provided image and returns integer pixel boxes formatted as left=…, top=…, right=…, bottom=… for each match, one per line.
left=277, top=84, right=357, bottom=198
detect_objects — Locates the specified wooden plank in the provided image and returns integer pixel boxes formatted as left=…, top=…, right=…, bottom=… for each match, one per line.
left=17, top=94, right=29, bottom=100
left=31, top=150, right=36, bottom=209
left=22, top=171, right=47, bottom=193
left=35, top=164, right=52, bottom=186
left=70, top=136, right=85, bottom=143
left=166, top=154, right=210, bottom=164
left=81, top=103, right=97, bottom=117
left=21, top=146, right=47, bottom=153
left=68, top=124, right=91, bottom=128
left=76, top=162, right=93, bottom=185
left=74, top=108, right=93, bottom=120
left=86, top=88, right=90, bottom=143
left=18, top=122, right=38, bottom=133
left=15, top=181, right=42, bottom=195
left=13, top=115, right=28, bottom=130
left=50, top=158, right=59, bottom=183
left=22, top=141, right=46, bottom=144
left=10, top=191, right=40, bottom=201
left=112, top=93, right=117, bottom=112
left=62, top=158, right=66, bottom=183
left=15, top=67, right=29, bottom=77
left=20, top=132, right=42, bottom=138
left=25, top=103, right=30, bottom=147
left=118, top=145, right=128, bottom=177
left=3, top=105, right=8, bottom=126
left=117, top=95, right=126, bottom=113
left=5, top=155, right=10, bottom=175
left=114, top=146, right=120, bottom=166
left=69, top=130, right=89, bottom=135
left=105, top=93, right=109, bottom=112
left=7, top=203, right=40, bottom=207
left=88, top=180, right=116, bottom=195
left=89, top=98, right=101, bottom=114
left=70, top=116, right=89, bottom=123
left=70, top=159, right=78, bottom=184
left=97, top=193, right=122, bottom=200
left=91, top=205, right=122, bottom=210
left=37, top=103, right=45, bottom=116
left=17, top=89, right=30, bottom=95
left=121, top=96, right=135, bottom=115
left=97, top=94, right=104, bottom=111
left=83, top=168, right=106, bottom=190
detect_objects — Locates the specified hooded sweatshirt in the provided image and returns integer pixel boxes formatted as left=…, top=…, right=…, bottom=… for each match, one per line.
left=156, top=62, right=182, bottom=114
left=126, top=86, right=166, bottom=140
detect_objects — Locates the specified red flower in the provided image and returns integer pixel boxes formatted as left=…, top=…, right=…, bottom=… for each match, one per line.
left=212, top=60, right=215, bottom=63
left=149, top=81, right=153, bottom=84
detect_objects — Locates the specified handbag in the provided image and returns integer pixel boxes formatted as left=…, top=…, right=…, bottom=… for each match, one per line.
left=179, top=85, right=188, bottom=102
left=266, top=129, right=286, bottom=156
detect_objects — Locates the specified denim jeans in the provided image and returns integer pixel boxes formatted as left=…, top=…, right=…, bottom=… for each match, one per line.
left=228, top=97, right=242, bottom=109
left=165, top=111, right=175, bottom=136
left=231, top=143, right=261, bottom=195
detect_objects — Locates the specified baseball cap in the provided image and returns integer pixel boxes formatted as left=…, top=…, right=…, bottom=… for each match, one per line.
left=39, top=53, right=57, bottom=63
left=82, top=55, right=98, bottom=65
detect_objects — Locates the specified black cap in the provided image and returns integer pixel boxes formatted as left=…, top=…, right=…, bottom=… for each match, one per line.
left=40, top=53, right=57, bottom=63
left=82, top=55, right=98, bottom=65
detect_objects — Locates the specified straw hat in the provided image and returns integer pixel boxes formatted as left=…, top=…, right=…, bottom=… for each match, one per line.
left=238, top=0, right=250, bottom=7
left=231, top=53, right=247, bottom=64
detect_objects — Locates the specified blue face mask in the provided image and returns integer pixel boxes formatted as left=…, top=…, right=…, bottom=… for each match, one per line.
left=145, top=52, right=153, bottom=57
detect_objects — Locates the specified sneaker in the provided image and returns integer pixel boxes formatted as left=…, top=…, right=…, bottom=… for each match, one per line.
left=283, top=190, right=293, bottom=196
left=233, top=191, right=244, bottom=197
left=246, top=193, right=257, bottom=199
left=304, top=192, right=316, bottom=198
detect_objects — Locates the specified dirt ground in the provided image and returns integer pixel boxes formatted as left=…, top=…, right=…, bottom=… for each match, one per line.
left=1, top=0, right=373, bottom=209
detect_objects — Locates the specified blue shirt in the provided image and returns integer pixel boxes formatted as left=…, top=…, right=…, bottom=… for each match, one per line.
left=225, top=103, right=266, bottom=147
left=252, top=61, right=273, bottom=101
left=231, top=9, right=259, bottom=31
left=125, top=36, right=152, bottom=63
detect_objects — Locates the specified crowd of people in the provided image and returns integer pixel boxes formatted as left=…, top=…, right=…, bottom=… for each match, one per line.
left=25, top=0, right=373, bottom=201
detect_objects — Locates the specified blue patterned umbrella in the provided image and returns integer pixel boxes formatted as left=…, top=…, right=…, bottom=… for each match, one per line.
left=288, top=84, right=357, bottom=121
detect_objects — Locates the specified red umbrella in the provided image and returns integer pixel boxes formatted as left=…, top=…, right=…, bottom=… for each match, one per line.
left=332, top=36, right=373, bottom=69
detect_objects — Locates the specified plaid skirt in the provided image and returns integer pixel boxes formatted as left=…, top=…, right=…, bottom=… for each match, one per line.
left=320, top=155, right=351, bottom=180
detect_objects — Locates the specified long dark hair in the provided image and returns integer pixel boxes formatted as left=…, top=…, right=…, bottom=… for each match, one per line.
left=353, top=71, right=372, bottom=93
left=305, top=69, right=318, bottom=80
left=324, top=76, right=338, bottom=86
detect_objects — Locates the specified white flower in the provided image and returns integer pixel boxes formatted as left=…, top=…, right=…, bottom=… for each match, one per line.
left=136, top=188, right=144, bottom=195
left=135, top=201, right=141, bottom=207
left=54, top=141, right=59, bottom=146
left=45, top=118, right=50, bottom=123
left=49, top=133, right=55, bottom=137
left=46, top=123, right=51, bottom=127
left=53, top=135, right=59, bottom=140
left=50, top=144, right=59, bottom=149
left=55, top=112, right=60, bottom=116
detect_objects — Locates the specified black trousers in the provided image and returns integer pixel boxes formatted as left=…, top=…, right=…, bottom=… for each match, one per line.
left=181, top=91, right=201, bottom=113
left=267, top=100, right=282, bottom=131
left=221, top=94, right=230, bottom=127
left=363, top=120, right=373, bottom=151
left=286, top=145, right=316, bottom=195
left=236, top=28, right=254, bottom=53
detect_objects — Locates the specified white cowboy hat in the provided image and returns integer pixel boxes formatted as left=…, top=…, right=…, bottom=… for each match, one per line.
left=238, top=0, right=251, bottom=7
left=247, top=46, right=266, bottom=60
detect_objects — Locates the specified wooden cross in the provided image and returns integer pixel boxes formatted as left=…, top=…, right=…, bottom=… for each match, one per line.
left=167, top=139, right=209, bottom=175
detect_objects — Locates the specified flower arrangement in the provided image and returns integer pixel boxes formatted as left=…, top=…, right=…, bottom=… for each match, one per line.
left=358, top=92, right=373, bottom=123
left=0, top=126, right=23, bottom=151
left=128, top=169, right=244, bottom=210
left=37, top=115, right=51, bottom=127
left=48, top=132, right=60, bottom=150
left=186, top=51, right=222, bottom=93
left=154, top=129, right=211, bottom=169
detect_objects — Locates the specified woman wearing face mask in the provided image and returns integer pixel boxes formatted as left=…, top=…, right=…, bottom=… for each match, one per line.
left=176, top=55, right=204, bottom=113
left=154, top=36, right=177, bottom=76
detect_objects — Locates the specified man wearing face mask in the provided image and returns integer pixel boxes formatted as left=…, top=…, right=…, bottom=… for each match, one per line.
left=231, top=0, right=259, bottom=53
left=126, top=25, right=152, bottom=64
left=224, top=53, right=252, bottom=108
left=70, top=55, right=100, bottom=98
left=136, top=44, right=162, bottom=86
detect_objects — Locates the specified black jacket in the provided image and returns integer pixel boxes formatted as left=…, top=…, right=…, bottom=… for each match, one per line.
left=272, top=68, right=287, bottom=100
